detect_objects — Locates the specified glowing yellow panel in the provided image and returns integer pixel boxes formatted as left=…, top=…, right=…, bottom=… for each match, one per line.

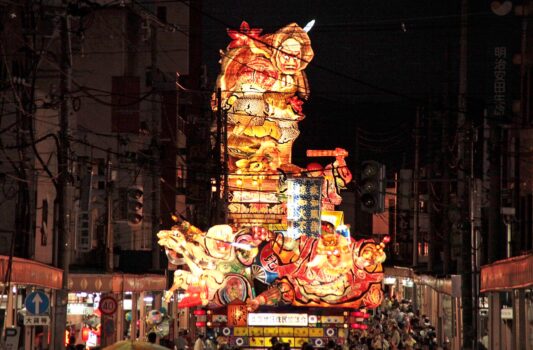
left=280, top=338, right=295, bottom=347
left=249, top=337, right=265, bottom=347
left=321, top=315, right=345, bottom=324
left=308, top=328, right=324, bottom=337
left=264, top=337, right=276, bottom=347
left=249, top=327, right=264, bottom=336
left=263, top=327, right=279, bottom=337
left=295, top=338, right=310, bottom=348
left=294, top=328, right=309, bottom=337
left=278, top=328, right=294, bottom=336
left=233, top=327, right=249, bottom=336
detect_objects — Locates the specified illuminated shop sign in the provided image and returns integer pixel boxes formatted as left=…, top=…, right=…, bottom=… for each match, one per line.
left=248, top=313, right=308, bottom=326
left=67, top=303, right=94, bottom=315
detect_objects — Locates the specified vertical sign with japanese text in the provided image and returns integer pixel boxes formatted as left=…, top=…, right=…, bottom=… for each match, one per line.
left=286, top=178, right=323, bottom=239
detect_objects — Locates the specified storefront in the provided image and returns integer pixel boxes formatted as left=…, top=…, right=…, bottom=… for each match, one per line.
left=383, top=267, right=415, bottom=302
left=68, top=273, right=168, bottom=348
left=0, top=255, right=63, bottom=350
left=480, top=253, right=533, bottom=350
left=383, top=266, right=460, bottom=349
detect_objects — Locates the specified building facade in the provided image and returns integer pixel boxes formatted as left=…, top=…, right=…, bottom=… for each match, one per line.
left=0, top=0, right=198, bottom=348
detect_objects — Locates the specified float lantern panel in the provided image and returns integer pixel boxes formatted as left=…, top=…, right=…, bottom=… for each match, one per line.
left=286, top=178, right=323, bottom=238
left=227, top=303, right=248, bottom=327
left=158, top=20, right=387, bottom=312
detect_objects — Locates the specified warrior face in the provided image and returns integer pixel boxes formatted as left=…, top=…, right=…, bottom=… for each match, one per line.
left=275, top=38, right=302, bottom=75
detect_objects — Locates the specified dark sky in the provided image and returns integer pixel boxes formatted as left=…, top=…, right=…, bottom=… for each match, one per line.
left=199, top=0, right=520, bottom=171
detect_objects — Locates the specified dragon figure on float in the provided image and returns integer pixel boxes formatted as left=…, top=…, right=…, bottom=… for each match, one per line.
left=158, top=20, right=388, bottom=311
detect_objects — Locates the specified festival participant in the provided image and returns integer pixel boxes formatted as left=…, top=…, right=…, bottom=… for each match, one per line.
left=371, top=334, right=389, bottom=350
left=402, top=334, right=417, bottom=350
left=147, top=332, right=157, bottom=344
left=194, top=334, right=206, bottom=350
left=175, top=330, right=188, bottom=350
left=306, top=148, right=352, bottom=210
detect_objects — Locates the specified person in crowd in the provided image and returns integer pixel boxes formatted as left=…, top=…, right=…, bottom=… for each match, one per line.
left=66, top=336, right=76, bottom=350
left=344, top=297, right=446, bottom=350
left=176, top=330, right=188, bottom=350
left=270, top=337, right=280, bottom=349
left=194, top=334, right=206, bottom=350
left=147, top=332, right=157, bottom=344
left=388, top=321, right=401, bottom=349
left=205, top=337, right=216, bottom=350
left=402, top=333, right=417, bottom=350
left=273, top=343, right=283, bottom=350
left=371, top=333, right=389, bottom=350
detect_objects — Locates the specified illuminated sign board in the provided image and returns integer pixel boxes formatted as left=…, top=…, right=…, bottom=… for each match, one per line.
left=248, top=313, right=308, bottom=327
left=67, top=303, right=93, bottom=315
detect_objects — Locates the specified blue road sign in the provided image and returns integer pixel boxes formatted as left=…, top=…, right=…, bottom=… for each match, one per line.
left=25, top=291, right=50, bottom=315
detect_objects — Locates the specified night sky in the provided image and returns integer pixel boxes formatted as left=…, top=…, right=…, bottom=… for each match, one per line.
left=198, top=0, right=516, bottom=172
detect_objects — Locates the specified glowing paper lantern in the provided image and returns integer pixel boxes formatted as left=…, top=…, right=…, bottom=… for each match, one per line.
left=81, top=327, right=90, bottom=342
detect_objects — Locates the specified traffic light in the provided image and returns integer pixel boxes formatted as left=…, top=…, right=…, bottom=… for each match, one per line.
left=360, top=161, right=386, bottom=213
left=127, top=186, right=144, bottom=226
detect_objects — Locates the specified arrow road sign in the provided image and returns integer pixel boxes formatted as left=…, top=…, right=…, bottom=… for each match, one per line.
left=25, top=291, right=50, bottom=315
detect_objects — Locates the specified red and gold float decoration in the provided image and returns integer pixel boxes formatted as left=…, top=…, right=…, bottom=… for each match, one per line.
left=158, top=21, right=387, bottom=312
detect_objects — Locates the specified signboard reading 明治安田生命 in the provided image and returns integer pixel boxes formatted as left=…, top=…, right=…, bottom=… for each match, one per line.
left=247, top=313, right=308, bottom=327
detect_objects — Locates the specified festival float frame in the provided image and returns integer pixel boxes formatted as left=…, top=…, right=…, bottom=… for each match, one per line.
left=158, top=20, right=388, bottom=346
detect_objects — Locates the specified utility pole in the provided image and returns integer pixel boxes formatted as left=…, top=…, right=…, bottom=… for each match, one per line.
left=487, top=119, right=501, bottom=263
left=105, top=152, right=114, bottom=272
left=457, top=0, right=474, bottom=348
left=427, top=106, right=435, bottom=272
left=412, top=107, right=420, bottom=267
left=150, top=23, right=161, bottom=271
left=52, top=10, right=71, bottom=350
left=441, top=41, right=454, bottom=276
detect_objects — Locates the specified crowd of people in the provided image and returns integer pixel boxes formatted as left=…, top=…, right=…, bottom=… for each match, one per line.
left=345, top=296, right=445, bottom=350
left=168, top=297, right=445, bottom=350
left=264, top=297, right=445, bottom=350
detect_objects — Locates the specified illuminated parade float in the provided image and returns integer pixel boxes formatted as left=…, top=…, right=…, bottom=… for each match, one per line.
left=158, top=21, right=388, bottom=347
